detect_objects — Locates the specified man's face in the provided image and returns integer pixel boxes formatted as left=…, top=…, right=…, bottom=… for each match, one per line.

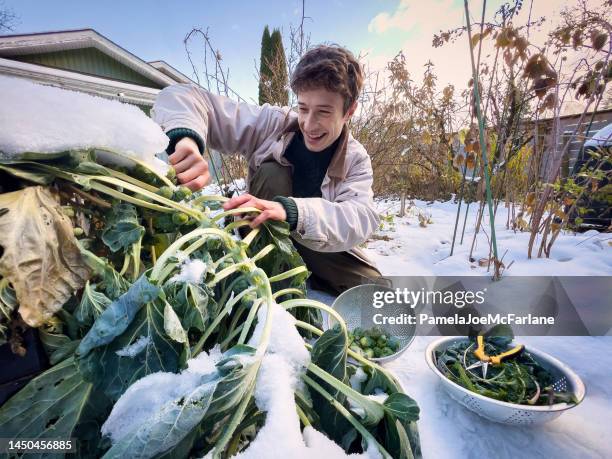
left=297, top=88, right=356, bottom=152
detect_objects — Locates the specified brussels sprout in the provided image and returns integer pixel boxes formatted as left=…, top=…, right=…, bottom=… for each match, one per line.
left=173, top=186, right=193, bottom=202
left=360, top=336, right=374, bottom=348
left=376, top=337, right=388, bottom=348
left=350, top=344, right=363, bottom=355
left=373, top=347, right=383, bottom=358
left=364, top=348, right=375, bottom=359
left=157, top=186, right=174, bottom=200
left=172, top=212, right=189, bottom=225
left=73, top=227, right=84, bottom=237
left=61, top=206, right=75, bottom=217
left=368, top=326, right=383, bottom=339
left=382, top=346, right=394, bottom=356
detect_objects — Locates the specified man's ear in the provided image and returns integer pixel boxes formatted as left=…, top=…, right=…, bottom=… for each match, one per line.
left=344, top=101, right=358, bottom=121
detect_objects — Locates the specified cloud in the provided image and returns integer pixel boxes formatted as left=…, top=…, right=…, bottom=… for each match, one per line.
left=368, top=0, right=457, bottom=35
left=361, top=0, right=579, bottom=97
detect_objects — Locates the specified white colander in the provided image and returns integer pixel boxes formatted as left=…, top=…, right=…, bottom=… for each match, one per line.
left=425, top=337, right=586, bottom=425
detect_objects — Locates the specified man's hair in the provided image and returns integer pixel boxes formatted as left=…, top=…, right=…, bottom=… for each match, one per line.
left=291, top=45, right=364, bottom=114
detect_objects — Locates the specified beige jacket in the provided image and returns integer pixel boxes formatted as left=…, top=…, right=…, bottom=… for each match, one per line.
left=152, top=84, right=379, bottom=266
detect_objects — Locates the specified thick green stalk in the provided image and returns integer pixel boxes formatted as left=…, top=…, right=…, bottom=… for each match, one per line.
left=192, top=286, right=257, bottom=356
left=296, top=404, right=311, bottom=427
left=93, top=147, right=174, bottom=187
left=272, top=288, right=305, bottom=300
left=220, top=322, right=244, bottom=350
left=106, top=168, right=159, bottom=193
left=151, top=227, right=234, bottom=281
left=131, top=237, right=142, bottom=281
left=307, top=363, right=385, bottom=425
left=281, top=299, right=347, bottom=338
left=224, top=219, right=252, bottom=233
left=302, top=374, right=392, bottom=459
left=242, top=227, right=260, bottom=247
left=211, top=207, right=261, bottom=222
left=238, top=298, right=264, bottom=345
left=192, top=195, right=229, bottom=204
left=250, top=244, right=275, bottom=263
left=212, top=270, right=276, bottom=457
left=268, top=266, right=308, bottom=283
left=24, top=161, right=178, bottom=213
left=207, top=261, right=249, bottom=287
left=91, top=175, right=202, bottom=219
left=119, top=250, right=131, bottom=276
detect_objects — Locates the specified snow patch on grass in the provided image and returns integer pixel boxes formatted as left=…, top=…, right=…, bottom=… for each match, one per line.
left=365, top=198, right=612, bottom=276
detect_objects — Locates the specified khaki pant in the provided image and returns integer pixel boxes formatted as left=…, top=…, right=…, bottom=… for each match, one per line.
left=249, top=161, right=382, bottom=295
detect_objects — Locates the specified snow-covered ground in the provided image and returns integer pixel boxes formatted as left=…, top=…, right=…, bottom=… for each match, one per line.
left=309, top=197, right=611, bottom=459
left=364, top=198, right=612, bottom=276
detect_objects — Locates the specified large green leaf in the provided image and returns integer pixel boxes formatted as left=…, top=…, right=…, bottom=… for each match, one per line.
left=77, top=294, right=181, bottom=401
left=381, top=416, right=414, bottom=459
left=102, top=345, right=257, bottom=459
left=363, top=366, right=401, bottom=396
left=77, top=275, right=160, bottom=357
left=308, top=325, right=354, bottom=447
left=164, top=302, right=188, bottom=344
left=383, top=393, right=420, bottom=423
left=38, top=326, right=80, bottom=365
left=102, top=373, right=220, bottom=459
left=164, top=282, right=214, bottom=333
left=75, top=281, right=112, bottom=327
left=0, top=357, right=111, bottom=458
left=101, top=203, right=145, bottom=253
left=79, top=248, right=130, bottom=301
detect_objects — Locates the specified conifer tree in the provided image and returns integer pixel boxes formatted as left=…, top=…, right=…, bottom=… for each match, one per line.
left=258, top=26, right=272, bottom=105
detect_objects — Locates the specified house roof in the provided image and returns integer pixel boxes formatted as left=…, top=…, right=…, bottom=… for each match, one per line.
left=0, top=28, right=182, bottom=87
left=148, top=60, right=193, bottom=84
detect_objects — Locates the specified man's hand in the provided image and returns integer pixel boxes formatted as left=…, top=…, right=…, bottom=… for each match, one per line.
left=169, top=137, right=210, bottom=191
left=223, top=193, right=287, bottom=228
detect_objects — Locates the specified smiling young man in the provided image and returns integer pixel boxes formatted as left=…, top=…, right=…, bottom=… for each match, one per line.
left=152, top=45, right=381, bottom=294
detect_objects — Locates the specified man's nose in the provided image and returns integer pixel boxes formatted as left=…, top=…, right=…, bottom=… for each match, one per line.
left=304, top=112, right=318, bottom=130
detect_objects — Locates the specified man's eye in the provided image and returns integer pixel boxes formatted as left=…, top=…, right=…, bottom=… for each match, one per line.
left=299, top=108, right=308, bottom=113
left=320, top=111, right=330, bottom=116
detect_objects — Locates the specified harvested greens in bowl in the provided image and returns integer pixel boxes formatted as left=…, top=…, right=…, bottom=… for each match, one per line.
left=434, top=331, right=579, bottom=406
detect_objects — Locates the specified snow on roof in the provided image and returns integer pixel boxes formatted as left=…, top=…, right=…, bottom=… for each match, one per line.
left=0, top=75, right=169, bottom=171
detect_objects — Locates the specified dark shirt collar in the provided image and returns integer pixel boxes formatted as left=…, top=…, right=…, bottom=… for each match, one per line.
left=279, top=117, right=349, bottom=180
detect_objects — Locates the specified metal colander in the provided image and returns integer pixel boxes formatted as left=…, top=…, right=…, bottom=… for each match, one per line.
left=327, top=284, right=416, bottom=363
left=425, top=337, right=586, bottom=425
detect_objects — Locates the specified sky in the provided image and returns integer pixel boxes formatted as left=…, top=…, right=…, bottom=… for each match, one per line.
left=0, top=0, right=587, bottom=105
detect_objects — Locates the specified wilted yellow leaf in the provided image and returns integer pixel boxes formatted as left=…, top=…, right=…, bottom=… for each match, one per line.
left=0, top=187, right=90, bottom=326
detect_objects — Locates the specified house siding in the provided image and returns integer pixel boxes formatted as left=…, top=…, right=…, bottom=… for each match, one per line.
left=12, top=47, right=164, bottom=89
